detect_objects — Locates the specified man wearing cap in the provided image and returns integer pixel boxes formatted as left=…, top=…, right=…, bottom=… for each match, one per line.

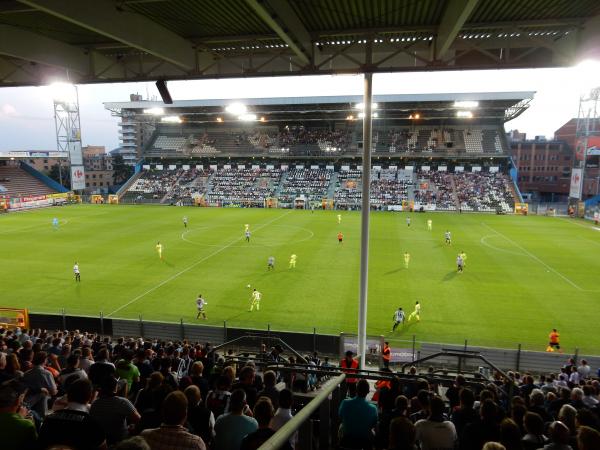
left=339, top=350, right=359, bottom=398
left=0, top=379, right=38, bottom=450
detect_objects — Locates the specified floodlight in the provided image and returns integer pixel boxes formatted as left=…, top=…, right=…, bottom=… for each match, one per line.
left=49, top=82, right=77, bottom=104
left=355, top=102, right=378, bottom=110
left=358, top=112, right=378, bottom=118
left=161, top=115, right=182, bottom=123
left=454, top=101, right=479, bottom=108
left=143, top=107, right=164, bottom=115
left=259, top=116, right=267, bottom=122
left=216, top=117, right=223, bottom=122
left=239, top=113, right=257, bottom=121
left=456, top=110, right=474, bottom=118
left=409, top=113, right=421, bottom=119
left=226, top=103, right=247, bottom=115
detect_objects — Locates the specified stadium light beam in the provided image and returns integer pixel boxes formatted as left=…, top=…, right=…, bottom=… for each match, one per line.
left=225, top=103, right=247, bottom=115
left=143, top=107, right=164, bottom=115
left=161, top=115, right=182, bottom=123
left=454, top=101, right=479, bottom=108
left=456, top=110, right=474, bottom=118
left=48, top=82, right=77, bottom=104
left=239, top=113, right=257, bottom=121
left=355, top=102, right=378, bottom=110
left=358, top=112, right=378, bottom=118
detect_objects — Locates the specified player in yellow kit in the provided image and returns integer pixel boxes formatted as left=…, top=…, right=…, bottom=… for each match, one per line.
left=156, top=242, right=163, bottom=260
left=249, top=288, right=262, bottom=312
left=427, top=219, right=432, bottom=231
left=404, top=252, right=410, bottom=269
left=407, top=301, right=421, bottom=322
left=460, top=251, right=467, bottom=267
left=289, top=254, right=297, bottom=269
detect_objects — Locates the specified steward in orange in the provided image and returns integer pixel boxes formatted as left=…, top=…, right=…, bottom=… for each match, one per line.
left=340, top=350, right=359, bottom=397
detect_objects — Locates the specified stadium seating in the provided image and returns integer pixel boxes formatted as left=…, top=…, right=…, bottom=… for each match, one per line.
left=278, top=168, right=333, bottom=207
left=0, top=165, right=57, bottom=198
left=206, top=167, right=282, bottom=206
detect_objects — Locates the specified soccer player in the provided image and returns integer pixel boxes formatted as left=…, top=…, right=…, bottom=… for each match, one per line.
left=427, top=219, right=432, bottom=231
left=445, top=230, right=451, bottom=245
left=289, top=254, right=297, bottom=269
left=267, top=256, right=275, bottom=270
left=546, top=329, right=562, bottom=353
left=73, top=262, right=80, bottom=282
left=337, top=214, right=342, bottom=224
left=249, top=288, right=262, bottom=312
left=404, top=252, right=410, bottom=269
left=245, top=229, right=251, bottom=242
left=391, top=307, right=405, bottom=331
left=406, top=216, right=411, bottom=227
left=183, top=216, right=188, bottom=228
left=407, top=301, right=421, bottom=322
left=156, top=241, right=163, bottom=260
left=52, top=217, right=59, bottom=229
left=460, top=251, right=467, bottom=267
left=456, top=254, right=464, bottom=273
left=195, top=294, right=207, bottom=320
left=244, top=223, right=250, bottom=232
left=337, top=231, right=344, bottom=244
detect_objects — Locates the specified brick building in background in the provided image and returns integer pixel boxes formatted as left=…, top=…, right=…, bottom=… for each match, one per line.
left=82, top=146, right=115, bottom=193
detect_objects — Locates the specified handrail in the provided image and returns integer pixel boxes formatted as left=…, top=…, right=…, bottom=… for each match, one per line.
left=258, top=373, right=346, bottom=450
left=212, top=335, right=308, bottom=363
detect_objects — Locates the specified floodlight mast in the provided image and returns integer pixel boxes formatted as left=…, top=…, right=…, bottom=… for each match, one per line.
left=52, top=83, right=84, bottom=192
left=574, top=86, right=600, bottom=201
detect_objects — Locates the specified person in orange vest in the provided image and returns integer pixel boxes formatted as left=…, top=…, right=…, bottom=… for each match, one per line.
left=340, top=350, right=358, bottom=398
left=546, top=328, right=562, bottom=353
left=337, top=231, right=344, bottom=244
left=382, top=342, right=391, bottom=369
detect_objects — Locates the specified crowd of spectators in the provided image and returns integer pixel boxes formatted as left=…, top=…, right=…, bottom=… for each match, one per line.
left=278, top=128, right=349, bottom=150
left=454, top=172, right=514, bottom=212
left=0, top=327, right=310, bottom=450
left=127, top=170, right=184, bottom=200
left=413, top=171, right=456, bottom=210
left=278, top=168, right=333, bottom=206
left=206, top=168, right=282, bottom=207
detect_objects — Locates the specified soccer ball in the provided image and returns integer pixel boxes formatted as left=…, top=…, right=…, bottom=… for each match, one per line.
left=247, top=284, right=251, bottom=288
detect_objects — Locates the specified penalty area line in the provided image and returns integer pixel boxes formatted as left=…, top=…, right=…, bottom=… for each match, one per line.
left=481, top=222, right=585, bottom=291
left=106, top=211, right=292, bottom=318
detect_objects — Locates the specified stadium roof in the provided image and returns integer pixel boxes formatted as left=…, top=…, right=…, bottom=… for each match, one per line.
left=104, top=91, right=534, bottom=123
left=0, top=0, right=599, bottom=87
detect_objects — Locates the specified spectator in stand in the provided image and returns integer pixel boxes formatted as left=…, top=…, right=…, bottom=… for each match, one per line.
left=89, top=347, right=116, bottom=387
left=141, top=390, right=206, bottom=450
left=528, top=389, right=552, bottom=422
left=570, top=388, right=586, bottom=410
left=415, top=395, right=457, bottom=450
left=115, top=349, right=141, bottom=396
left=577, top=359, right=591, bottom=380
left=521, top=412, right=548, bottom=450
left=79, top=346, right=94, bottom=373
left=544, top=421, right=573, bottom=450
left=577, top=426, right=600, bottom=450
left=482, top=444, right=506, bottom=450
left=38, top=378, right=107, bottom=450
left=22, top=351, right=57, bottom=417
left=137, top=383, right=173, bottom=433
left=58, top=353, right=88, bottom=387
left=380, top=395, right=412, bottom=449
left=213, top=389, right=258, bottom=450
left=241, top=397, right=291, bottom=450
left=270, top=388, right=297, bottom=448
left=1, top=353, right=23, bottom=382
left=410, top=389, right=432, bottom=423
left=446, top=375, right=467, bottom=410
left=581, top=384, right=599, bottom=409
left=184, top=384, right=214, bottom=447
left=90, top=375, right=141, bottom=445
left=232, top=365, right=258, bottom=409
left=206, top=375, right=233, bottom=419
left=115, top=436, right=151, bottom=450
left=135, top=371, right=164, bottom=412
left=499, top=418, right=523, bottom=450
left=0, top=379, right=38, bottom=450
left=452, top=387, right=478, bottom=437
left=258, top=370, right=280, bottom=409
left=189, top=361, right=210, bottom=402
left=338, top=378, right=378, bottom=449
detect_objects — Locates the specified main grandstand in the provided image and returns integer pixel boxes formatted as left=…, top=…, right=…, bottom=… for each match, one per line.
left=107, top=92, right=529, bottom=212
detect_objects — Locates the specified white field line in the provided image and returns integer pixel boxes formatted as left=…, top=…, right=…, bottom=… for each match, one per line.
left=481, top=222, right=585, bottom=291
left=106, top=211, right=292, bottom=317
left=0, top=218, right=69, bottom=235
left=557, top=218, right=600, bottom=247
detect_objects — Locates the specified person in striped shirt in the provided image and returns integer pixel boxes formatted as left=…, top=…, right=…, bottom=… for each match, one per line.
left=392, top=307, right=405, bottom=332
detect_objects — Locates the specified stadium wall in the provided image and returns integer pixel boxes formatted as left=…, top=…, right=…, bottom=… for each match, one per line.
left=28, top=312, right=599, bottom=373
left=19, top=161, right=69, bottom=193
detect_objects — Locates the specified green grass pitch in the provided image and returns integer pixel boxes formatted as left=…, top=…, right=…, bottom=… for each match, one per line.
left=2, top=205, right=600, bottom=353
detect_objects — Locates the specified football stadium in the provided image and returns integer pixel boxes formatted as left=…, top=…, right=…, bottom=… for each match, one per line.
left=1, top=2, right=600, bottom=450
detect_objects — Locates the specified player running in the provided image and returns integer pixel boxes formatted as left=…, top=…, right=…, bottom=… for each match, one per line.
left=337, top=231, right=344, bottom=244
left=391, top=307, right=405, bottom=331
left=156, top=241, right=163, bottom=260
left=289, top=254, right=297, bottom=269
left=245, top=224, right=250, bottom=232
left=445, top=230, right=452, bottom=245
left=427, top=219, right=432, bottom=231
left=183, top=216, right=188, bottom=228
left=267, top=256, right=275, bottom=270
left=456, top=254, right=464, bottom=273
left=337, top=214, right=342, bottom=224
left=249, top=288, right=262, bottom=312
left=404, top=252, right=410, bottom=269
left=73, top=262, right=81, bottom=282
left=406, top=217, right=411, bottom=227
left=460, top=251, right=467, bottom=267
left=195, top=294, right=207, bottom=320
left=407, top=301, right=421, bottom=322
left=245, top=229, right=251, bottom=242
left=52, top=217, right=59, bottom=230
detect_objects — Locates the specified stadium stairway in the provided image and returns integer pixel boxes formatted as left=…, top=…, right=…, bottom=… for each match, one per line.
left=327, top=172, right=339, bottom=199
left=116, top=171, right=142, bottom=200
left=448, top=174, right=461, bottom=210
left=273, top=170, right=288, bottom=198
